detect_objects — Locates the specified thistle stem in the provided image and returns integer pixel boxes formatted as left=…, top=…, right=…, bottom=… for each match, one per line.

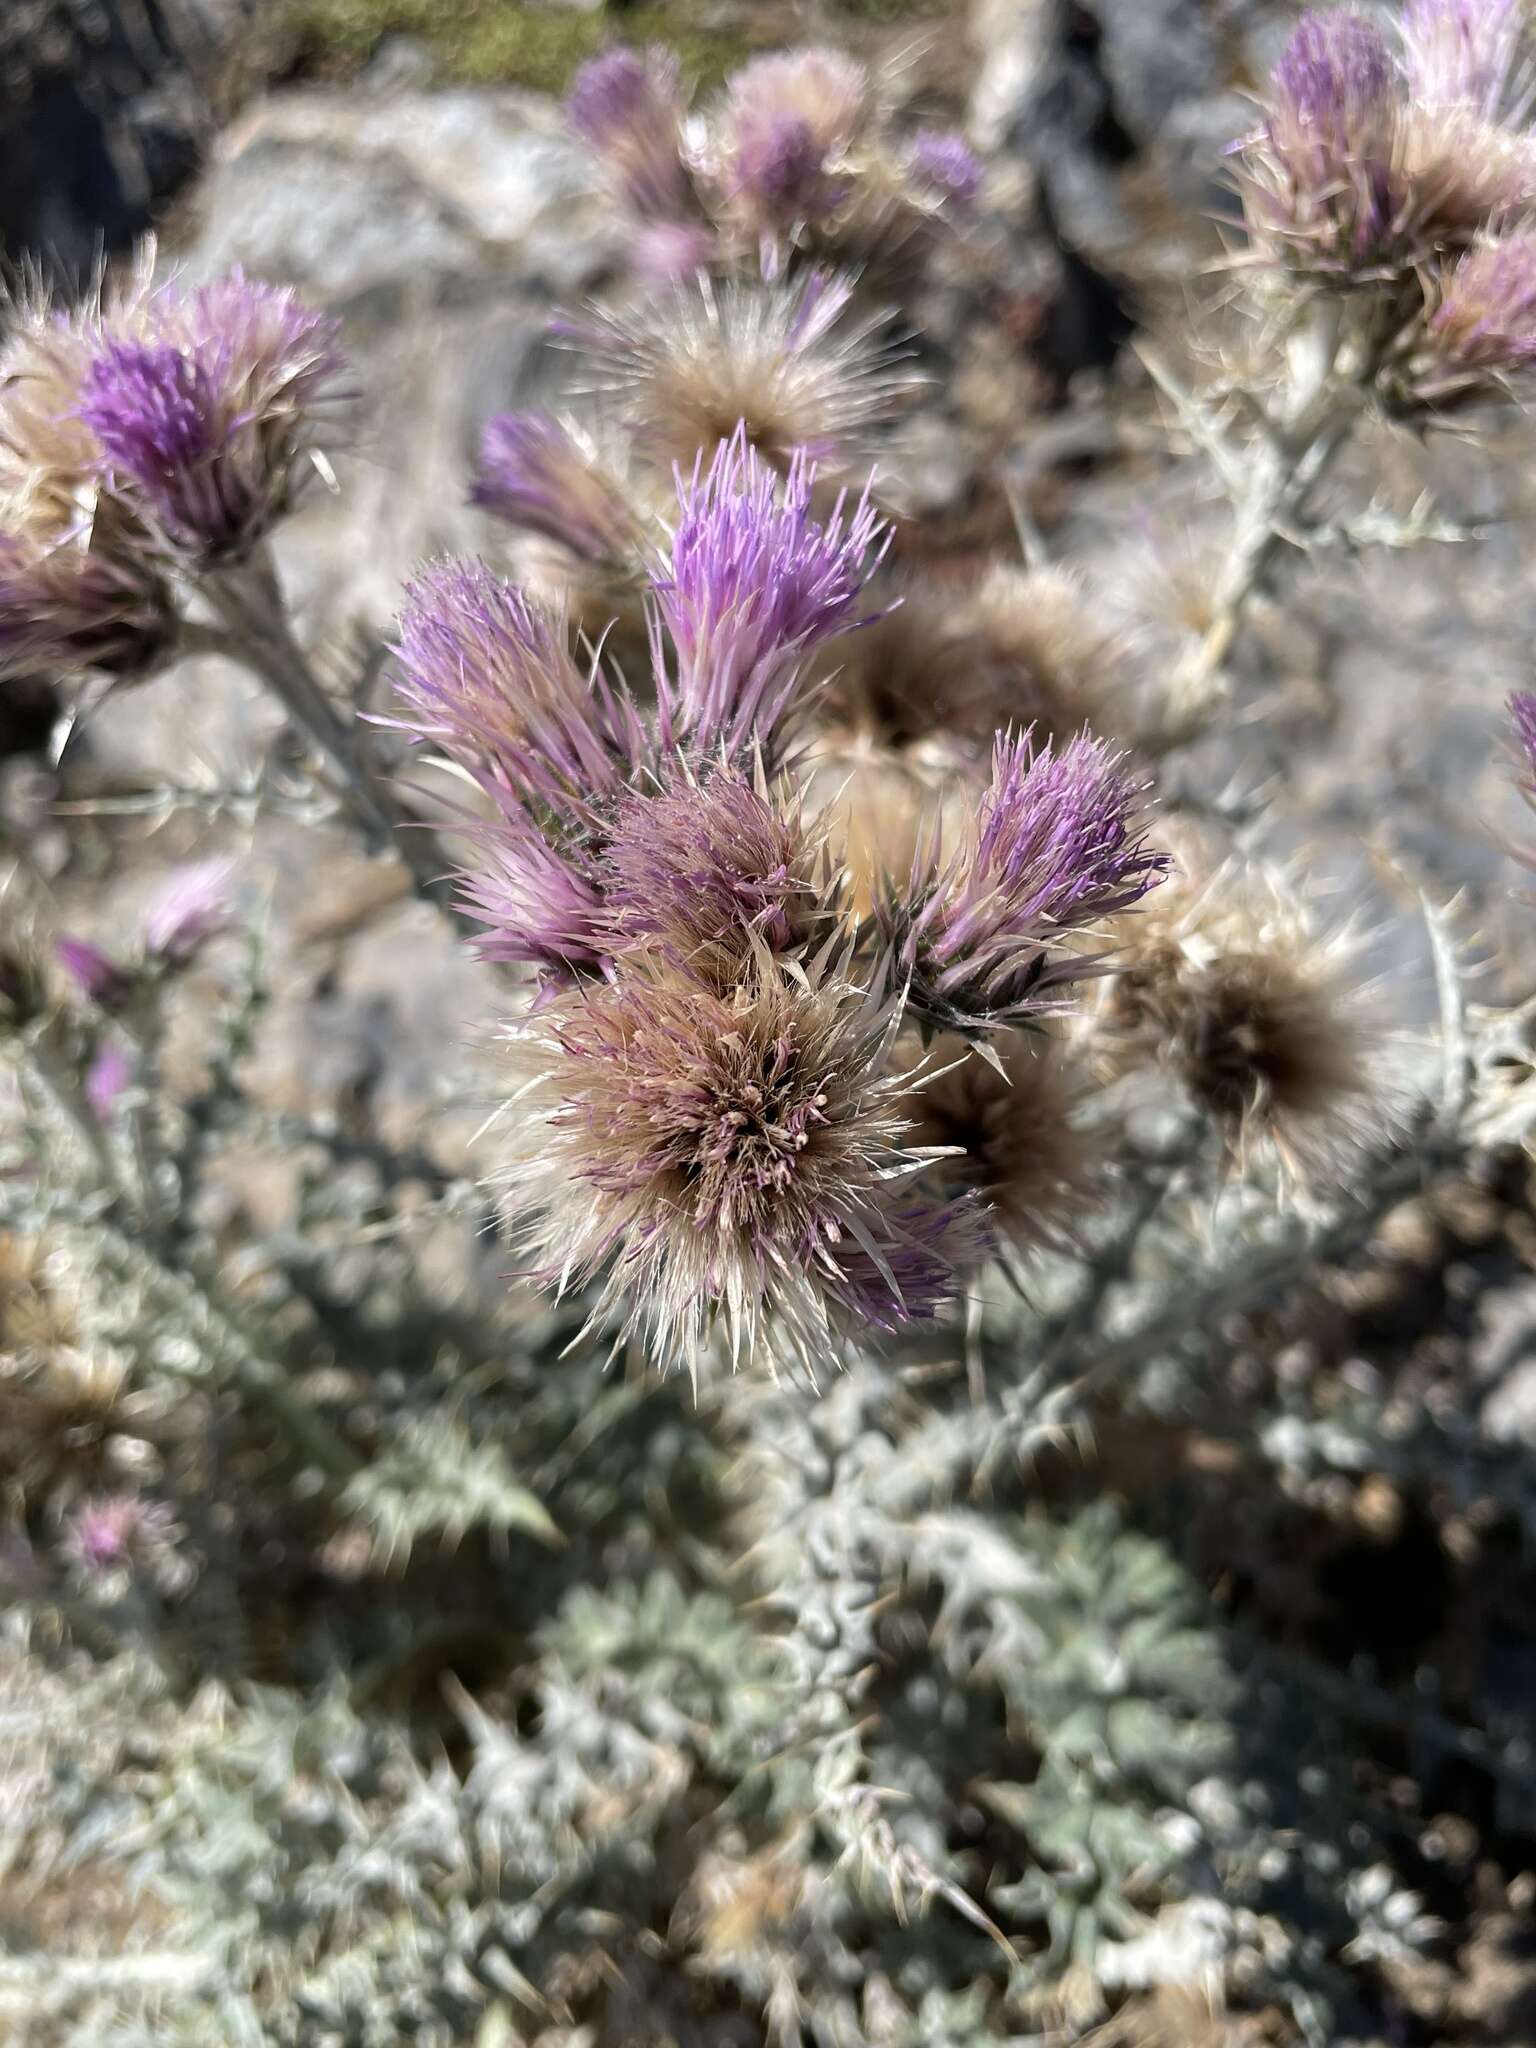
left=203, top=551, right=470, bottom=937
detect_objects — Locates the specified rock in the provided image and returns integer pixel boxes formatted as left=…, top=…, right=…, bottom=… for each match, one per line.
left=0, top=0, right=242, bottom=283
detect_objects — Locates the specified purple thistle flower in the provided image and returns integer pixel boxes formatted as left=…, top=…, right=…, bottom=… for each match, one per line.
left=1246, top=10, right=1405, bottom=274
left=140, top=858, right=236, bottom=961
left=0, top=533, right=172, bottom=684
left=85, top=1040, right=135, bottom=1121
left=76, top=272, right=344, bottom=563
left=600, top=767, right=835, bottom=970
left=1425, top=232, right=1536, bottom=388
left=56, top=936, right=132, bottom=1008
left=453, top=793, right=608, bottom=980
left=908, top=129, right=985, bottom=210
left=730, top=114, right=852, bottom=235
left=567, top=46, right=695, bottom=220
left=471, top=413, right=638, bottom=563
left=393, top=558, right=648, bottom=817
left=882, top=730, right=1169, bottom=1035
left=651, top=423, right=889, bottom=761
left=1401, top=0, right=1524, bottom=118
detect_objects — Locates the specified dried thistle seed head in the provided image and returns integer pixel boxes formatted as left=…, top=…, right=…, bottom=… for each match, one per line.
left=651, top=423, right=889, bottom=764
left=881, top=730, right=1168, bottom=1037
left=1095, top=856, right=1388, bottom=1181
left=566, top=44, right=695, bottom=222
left=953, top=563, right=1128, bottom=746
left=490, top=944, right=969, bottom=1379
left=1393, top=98, right=1536, bottom=238
left=75, top=272, right=345, bottom=564
left=903, top=1030, right=1100, bottom=1257
left=599, top=764, right=840, bottom=977
left=470, top=411, right=646, bottom=565
left=818, top=565, right=1124, bottom=761
left=568, top=269, right=913, bottom=482
left=801, top=738, right=959, bottom=920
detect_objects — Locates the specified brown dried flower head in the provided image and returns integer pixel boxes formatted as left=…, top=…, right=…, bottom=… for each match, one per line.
left=903, top=1030, right=1101, bottom=1258
left=1093, top=849, right=1387, bottom=1181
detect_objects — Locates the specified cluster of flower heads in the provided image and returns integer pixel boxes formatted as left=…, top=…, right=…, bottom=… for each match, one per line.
left=0, top=266, right=343, bottom=691
left=1236, top=0, right=1536, bottom=408
left=394, top=425, right=1167, bottom=1379
left=567, top=41, right=981, bottom=285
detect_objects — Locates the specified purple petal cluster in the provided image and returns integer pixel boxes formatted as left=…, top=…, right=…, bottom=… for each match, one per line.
left=909, top=129, right=985, bottom=210
left=1426, top=232, right=1536, bottom=385
left=75, top=273, right=343, bottom=564
left=884, top=730, right=1168, bottom=1034
left=1402, top=0, right=1523, bottom=116
left=652, top=424, right=889, bottom=759
left=730, top=115, right=852, bottom=235
left=1245, top=10, right=1404, bottom=273
left=566, top=46, right=695, bottom=220
left=454, top=794, right=608, bottom=976
left=56, top=936, right=132, bottom=1008
left=471, top=413, right=637, bottom=562
left=394, top=559, right=647, bottom=814
left=601, top=768, right=831, bottom=967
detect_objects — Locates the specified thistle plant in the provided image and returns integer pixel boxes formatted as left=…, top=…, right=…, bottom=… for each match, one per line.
left=1151, top=0, right=1536, bottom=722
left=5, top=21, right=1536, bottom=2048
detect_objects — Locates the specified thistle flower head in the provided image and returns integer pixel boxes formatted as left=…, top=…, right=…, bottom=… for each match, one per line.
left=0, top=532, right=172, bottom=684
left=75, top=272, right=344, bottom=563
left=1401, top=0, right=1525, bottom=118
left=652, top=423, right=888, bottom=762
left=140, top=857, right=235, bottom=961
left=393, top=558, right=647, bottom=815
left=882, top=730, right=1168, bottom=1036
left=907, top=129, right=985, bottom=210
left=1421, top=232, right=1536, bottom=394
left=724, top=48, right=869, bottom=170
left=567, top=45, right=695, bottom=220
left=1242, top=10, right=1405, bottom=276
left=451, top=792, right=607, bottom=979
left=492, top=944, right=966, bottom=1378
left=730, top=115, right=853, bottom=240
left=1094, top=853, right=1387, bottom=1182
left=599, top=764, right=838, bottom=974
left=55, top=936, right=132, bottom=1008
left=471, top=412, right=641, bottom=564
left=903, top=1031, right=1099, bottom=1257
left=568, top=269, right=912, bottom=480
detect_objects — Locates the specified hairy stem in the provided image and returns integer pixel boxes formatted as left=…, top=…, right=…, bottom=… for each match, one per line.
left=203, top=550, right=467, bottom=934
